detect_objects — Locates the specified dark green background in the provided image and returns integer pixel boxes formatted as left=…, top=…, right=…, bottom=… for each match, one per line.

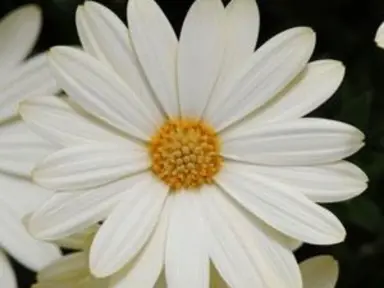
left=1, top=0, right=384, bottom=287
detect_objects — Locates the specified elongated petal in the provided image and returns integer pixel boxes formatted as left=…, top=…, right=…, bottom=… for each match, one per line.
left=300, top=256, right=339, bottom=288
left=49, top=47, right=158, bottom=140
left=204, top=0, right=259, bottom=115
left=207, top=27, right=315, bottom=131
left=222, top=118, right=364, bottom=166
left=241, top=161, right=367, bottom=203
left=216, top=162, right=346, bottom=244
left=0, top=172, right=52, bottom=218
left=201, top=186, right=301, bottom=288
left=110, top=197, right=171, bottom=288
left=375, top=22, right=384, bottom=49
left=76, top=2, right=162, bottom=122
left=239, top=60, right=345, bottom=125
left=127, top=0, right=179, bottom=117
left=0, top=250, right=16, bottom=288
left=90, top=176, right=168, bottom=277
left=0, top=120, right=56, bottom=177
left=20, top=96, right=127, bottom=147
left=178, top=0, right=225, bottom=118
left=0, top=5, right=40, bottom=68
left=33, top=143, right=149, bottom=190
left=0, top=200, right=61, bottom=271
left=28, top=174, right=147, bottom=240
left=0, top=54, right=58, bottom=121
left=165, top=192, right=209, bottom=288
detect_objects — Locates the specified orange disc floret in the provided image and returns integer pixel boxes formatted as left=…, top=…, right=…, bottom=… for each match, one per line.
left=148, top=118, right=222, bottom=191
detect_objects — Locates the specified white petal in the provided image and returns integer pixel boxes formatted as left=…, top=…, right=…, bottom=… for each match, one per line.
left=0, top=120, right=56, bottom=177
left=216, top=162, right=346, bottom=244
left=33, top=143, right=149, bottom=190
left=20, top=96, right=128, bottom=147
left=37, top=251, right=88, bottom=282
left=239, top=60, right=345, bottom=125
left=49, top=46, right=159, bottom=140
left=0, top=172, right=52, bottom=218
left=109, top=197, right=171, bottom=288
left=0, top=54, right=58, bottom=121
left=201, top=185, right=301, bottom=288
left=90, top=176, right=168, bottom=277
left=165, top=192, right=209, bottom=288
left=204, top=0, right=259, bottom=116
left=222, top=118, right=364, bottom=166
left=0, top=5, right=41, bottom=68
left=0, top=200, right=61, bottom=271
left=300, top=256, right=339, bottom=288
left=76, top=2, right=163, bottom=122
left=241, top=161, right=367, bottom=203
left=0, top=250, right=16, bottom=288
left=375, top=22, right=384, bottom=49
left=178, top=0, right=225, bottom=118
left=28, top=174, right=147, bottom=240
left=207, top=27, right=316, bottom=131
left=127, top=0, right=179, bottom=117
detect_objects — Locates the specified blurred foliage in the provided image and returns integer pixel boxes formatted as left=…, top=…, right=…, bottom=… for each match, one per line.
left=2, top=0, right=384, bottom=287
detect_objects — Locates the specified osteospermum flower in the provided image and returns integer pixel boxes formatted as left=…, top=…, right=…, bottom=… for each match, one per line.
left=20, top=0, right=367, bottom=287
left=375, top=22, right=384, bottom=48
left=0, top=4, right=61, bottom=288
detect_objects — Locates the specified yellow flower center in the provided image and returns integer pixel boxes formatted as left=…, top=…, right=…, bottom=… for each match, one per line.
left=149, top=118, right=222, bottom=191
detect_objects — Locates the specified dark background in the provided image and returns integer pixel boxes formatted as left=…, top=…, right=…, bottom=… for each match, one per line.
left=1, top=0, right=384, bottom=287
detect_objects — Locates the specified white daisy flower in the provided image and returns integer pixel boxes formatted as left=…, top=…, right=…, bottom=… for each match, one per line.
left=0, top=4, right=61, bottom=288
left=375, top=22, right=384, bottom=48
left=20, top=0, right=367, bottom=287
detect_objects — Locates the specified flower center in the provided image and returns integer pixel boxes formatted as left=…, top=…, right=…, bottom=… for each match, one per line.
left=149, top=118, right=222, bottom=191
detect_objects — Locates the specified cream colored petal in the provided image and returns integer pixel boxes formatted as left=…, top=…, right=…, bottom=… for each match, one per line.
left=49, top=47, right=158, bottom=140
left=222, top=118, right=364, bottom=166
left=375, top=21, right=384, bottom=49
left=0, top=54, right=58, bottom=121
left=20, top=96, right=128, bottom=147
left=28, top=174, right=148, bottom=240
left=76, top=2, right=163, bottom=122
left=165, top=192, right=209, bottom=288
left=0, top=119, right=56, bottom=177
left=300, top=256, right=339, bottom=288
left=127, top=0, right=179, bottom=117
left=236, top=60, right=345, bottom=125
left=33, top=143, right=149, bottom=190
left=216, top=162, right=346, bottom=245
left=178, top=0, right=225, bottom=118
left=90, top=175, right=168, bottom=277
left=0, top=5, right=41, bottom=68
left=204, top=0, right=259, bottom=117
left=206, top=27, right=315, bottom=131
left=0, top=199, right=61, bottom=271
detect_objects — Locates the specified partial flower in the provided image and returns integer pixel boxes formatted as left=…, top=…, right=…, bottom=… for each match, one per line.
left=0, top=4, right=61, bottom=288
left=300, top=255, right=339, bottom=288
left=375, top=22, right=384, bottom=48
left=20, top=0, right=367, bottom=287
left=32, top=226, right=109, bottom=288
